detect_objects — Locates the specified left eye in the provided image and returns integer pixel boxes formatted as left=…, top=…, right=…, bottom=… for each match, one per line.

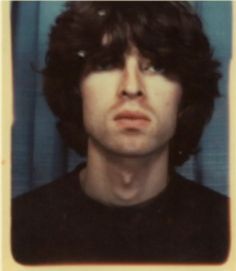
left=141, top=64, right=164, bottom=74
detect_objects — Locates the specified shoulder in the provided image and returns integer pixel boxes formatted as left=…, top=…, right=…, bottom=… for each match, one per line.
left=11, top=165, right=84, bottom=263
left=174, top=173, right=228, bottom=203
left=171, top=173, right=229, bottom=223
left=12, top=165, right=82, bottom=222
left=163, top=173, right=230, bottom=262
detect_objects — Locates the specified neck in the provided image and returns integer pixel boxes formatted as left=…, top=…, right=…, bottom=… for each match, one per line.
left=80, top=140, right=170, bottom=206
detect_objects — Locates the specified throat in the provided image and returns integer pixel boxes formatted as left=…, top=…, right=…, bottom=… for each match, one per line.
left=80, top=162, right=168, bottom=207
left=80, top=141, right=170, bottom=206
left=119, top=172, right=136, bottom=186
left=109, top=172, right=144, bottom=205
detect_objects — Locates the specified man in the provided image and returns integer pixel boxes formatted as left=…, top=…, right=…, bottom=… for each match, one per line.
left=12, top=1, right=229, bottom=264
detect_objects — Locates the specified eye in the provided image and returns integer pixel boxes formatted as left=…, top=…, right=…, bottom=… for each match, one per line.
left=94, top=59, right=122, bottom=72
left=95, top=62, right=115, bottom=71
left=141, top=63, right=165, bottom=74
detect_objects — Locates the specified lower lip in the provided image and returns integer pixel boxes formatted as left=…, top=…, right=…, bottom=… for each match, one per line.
left=115, top=118, right=150, bottom=128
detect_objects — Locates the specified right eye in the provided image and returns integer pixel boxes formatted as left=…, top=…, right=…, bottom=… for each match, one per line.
left=94, top=62, right=115, bottom=71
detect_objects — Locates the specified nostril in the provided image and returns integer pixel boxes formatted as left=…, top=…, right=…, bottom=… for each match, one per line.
left=121, top=89, right=143, bottom=98
left=137, top=91, right=143, bottom=96
left=121, top=90, right=129, bottom=97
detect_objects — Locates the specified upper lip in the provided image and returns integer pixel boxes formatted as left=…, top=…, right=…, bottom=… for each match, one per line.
left=114, top=111, right=150, bottom=121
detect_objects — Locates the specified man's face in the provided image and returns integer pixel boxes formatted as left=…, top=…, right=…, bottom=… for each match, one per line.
left=80, top=47, right=182, bottom=158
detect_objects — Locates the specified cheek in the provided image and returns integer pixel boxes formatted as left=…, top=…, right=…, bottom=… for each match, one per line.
left=151, top=86, right=182, bottom=112
left=81, top=76, right=101, bottom=110
left=81, top=89, right=95, bottom=116
left=82, top=90, right=113, bottom=116
left=164, top=90, right=182, bottom=112
left=147, top=79, right=182, bottom=124
left=81, top=76, right=115, bottom=124
left=81, top=72, right=119, bottom=102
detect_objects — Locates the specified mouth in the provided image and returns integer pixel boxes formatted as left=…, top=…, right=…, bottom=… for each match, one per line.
left=114, top=111, right=150, bottom=129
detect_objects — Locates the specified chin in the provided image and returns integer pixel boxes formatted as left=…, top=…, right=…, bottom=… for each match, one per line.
left=91, top=134, right=168, bottom=158
left=107, top=143, right=161, bottom=158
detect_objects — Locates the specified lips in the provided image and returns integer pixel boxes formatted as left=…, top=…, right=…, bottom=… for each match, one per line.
left=114, top=111, right=150, bottom=121
left=114, top=111, right=150, bottom=128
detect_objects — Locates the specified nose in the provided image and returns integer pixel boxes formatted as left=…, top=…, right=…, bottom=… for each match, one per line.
left=118, top=57, right=145, bottom=99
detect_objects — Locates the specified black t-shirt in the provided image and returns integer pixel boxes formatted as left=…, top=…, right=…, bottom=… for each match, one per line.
left=11, top=164, right=229, bottom=264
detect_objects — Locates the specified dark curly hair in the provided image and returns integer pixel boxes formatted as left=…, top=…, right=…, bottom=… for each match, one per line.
left=43, top=1, right=221, bottom=167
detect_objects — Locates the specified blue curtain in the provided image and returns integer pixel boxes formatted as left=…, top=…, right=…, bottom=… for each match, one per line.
left=11, top=1, right=231, bottom=197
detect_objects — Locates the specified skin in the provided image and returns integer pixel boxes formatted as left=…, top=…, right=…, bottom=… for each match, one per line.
left=79, top=47, right=182, bottom=206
